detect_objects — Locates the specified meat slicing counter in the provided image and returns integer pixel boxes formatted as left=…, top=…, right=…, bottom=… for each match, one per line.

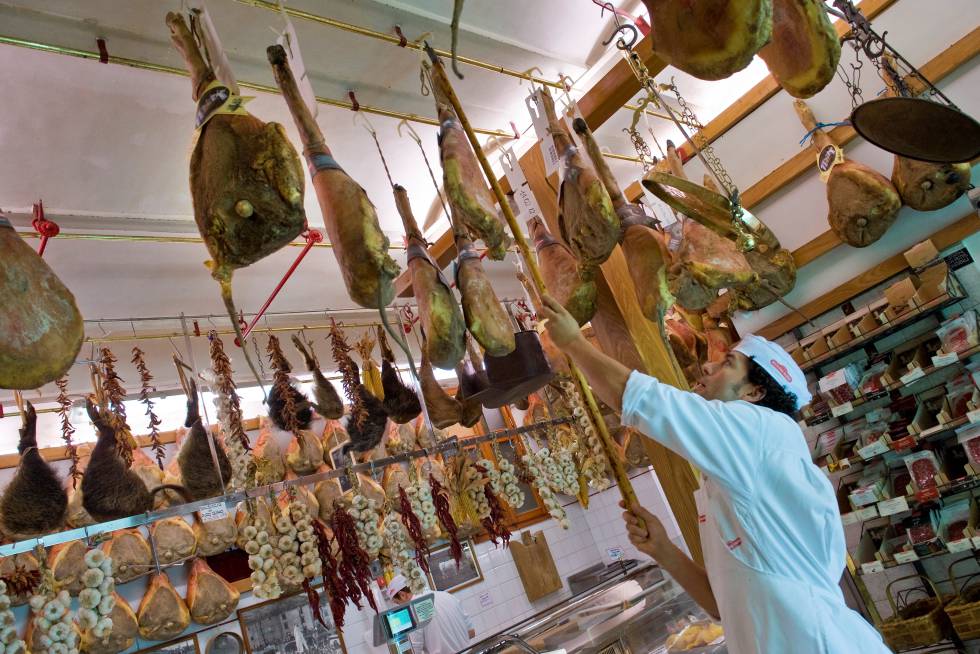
left=461, top=562, right=727, bottom=654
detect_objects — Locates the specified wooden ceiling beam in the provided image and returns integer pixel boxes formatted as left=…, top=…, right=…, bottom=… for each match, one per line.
left=756, top=210, right=980, bottom=340
left=394, top=36, right=668, bottom=297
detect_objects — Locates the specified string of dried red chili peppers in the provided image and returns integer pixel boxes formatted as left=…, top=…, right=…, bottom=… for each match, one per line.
left=313, top=520, right=349, bottom=629
left=208, top=332, right=250, bottom=450
left=99, top=346, right=134, bottom=465
left=54, top=376, right=81, bottom=488
left=131, top=347, right=166, bottom=469
left=429, top=474, right=463, bottom=567
left=267, top=334, right=301, bottom=435
left=329, top=320, right=369, bottom=430
left=332, top=506, right=379, bottom=613
left=398, top=486, right=431, bottom=574
left=302, top=577, right=327, bottom=630
left=482, top=484, right=512, bottom=546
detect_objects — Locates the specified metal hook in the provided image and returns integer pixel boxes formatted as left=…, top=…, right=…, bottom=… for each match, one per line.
left=519, top=66, right=544, bottom=92
left=397, top=118, right=423, bottom=144
left=353, top=108, right=378, bottom=135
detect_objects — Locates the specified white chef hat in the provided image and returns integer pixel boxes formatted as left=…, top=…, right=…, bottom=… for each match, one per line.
left=733, top=334, right=812, bottom=411
left=386, top=575, right=409, bottom=601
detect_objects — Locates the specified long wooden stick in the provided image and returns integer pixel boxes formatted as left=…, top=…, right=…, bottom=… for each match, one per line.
left=423, top=44, right=640, bottom=512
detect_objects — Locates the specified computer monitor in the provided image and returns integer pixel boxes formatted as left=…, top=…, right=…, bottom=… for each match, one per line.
left=383, top=606, right=417, bottom=640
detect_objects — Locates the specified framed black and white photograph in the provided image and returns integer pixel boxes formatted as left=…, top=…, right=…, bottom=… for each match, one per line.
left=426, top=539, right=483, bottom=593
left=238, top=587, right=345, bottom=654
left=137, top=634, right=200, bottom=654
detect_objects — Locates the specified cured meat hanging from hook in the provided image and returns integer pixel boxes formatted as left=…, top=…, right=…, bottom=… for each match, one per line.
left=291, top=335, right=344, bottom=420
left=418, top=334, right=463, bottom=429
left=376, top=326, right=422, bottom=424
left=329, top=321, right=388, bottom=454
left=427, top=59, right=512, bottom=260
left=0, top=400, right=68, bottom=538
left=758, top=0, right=841, bottom=98
left=641, top=0, right=773, bottom=80
left=527, top=216, right=597, bottom=326
left=879, top=55, right=971, bottom=211
left=268, top=335, right=323, bottom=475
left=176, top=380, right=232, bottom=501
left=538, top=87, right=620, bottom=269
left=166, top=13, right=306, bottom=387
left=394, top=184, right=466, bottom=369
left=454, top=229, right=516, bottom=356
left=267, top=45, right=399, bottom=309
left=0, top=213, right=83, bottom=390
left=794, top=99, right=901, bottom=247
left=455, top=338, right=487, bottom=428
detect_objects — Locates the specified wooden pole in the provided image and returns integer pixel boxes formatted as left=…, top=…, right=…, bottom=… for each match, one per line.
left=423, top=44, right=640, bottom=512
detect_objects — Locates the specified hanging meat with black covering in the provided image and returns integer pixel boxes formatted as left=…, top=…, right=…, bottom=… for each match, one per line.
left=0, top=400, right=67, bottom=538
left=291, top=335, right=344, bottom=420
left=265, top=338, right=314, bottom=432
left=177, top=380, right=232, bottom=501
left=539, top=87, right=619, bottom=269
left=330, top=321, right=388, bottom=454
left=427, top=61, right=511, bottom=260
left=81, top=399, right=189, bottom=522
left=376, top=326, right=422, bottom=424
left=166, top=13, right=306, bottom=386
left=394, top=184, right=466, bottom=369
left=0, top=212, right=83, bottom=390
left=267, top=44, right=399, bottom=310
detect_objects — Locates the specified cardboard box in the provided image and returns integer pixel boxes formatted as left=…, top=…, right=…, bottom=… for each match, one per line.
left=904, top=239, right=940, bottom=269
left=885, top=277, right=918, bottom=308
left=912, top=262, right=952, bottom=307
left=852, top=312, right=881, bottom=337
left=828, top=324, right=854, bottom=349
left=790, top=346, right=807, bottom=366
left=804, top=335, right=830, bottom=360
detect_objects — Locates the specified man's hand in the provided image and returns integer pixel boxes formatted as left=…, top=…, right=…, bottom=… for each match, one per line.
left=539, top=294, right=584, bottom=348
left=620, top=500, right=670, bottom=559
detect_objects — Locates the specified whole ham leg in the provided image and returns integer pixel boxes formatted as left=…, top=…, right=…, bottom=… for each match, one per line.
left=758, top=0, right=841, bottom=98
left=454, top=231, right=516, bottom=356
left=795, top=99, right=901, bottom=247
left=267, top=45, right=399, bottom=309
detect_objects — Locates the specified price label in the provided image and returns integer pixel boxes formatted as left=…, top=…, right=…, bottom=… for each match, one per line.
left=831, top=402, right=854, bottom=417
left=878, top=496, right=910, bottom=516
left=861, top=560, right=885, bottom=575
left=932, top=352, right=960, bottom=367
left=968, top=409, right=980, bottom=424
left=527, top=91, right=559, bottom=177
left=607, top=547, right=624, bottom=561
left=900, top=367, right=927, bottom=386
left=894, top=550, right=920, bottom=564
left=947, top=539, right=974, bottom=553
left=858, top=440, right=890, bottom=460
left=841, top=512, right=860, bottom=526
left=855, top=505, right=880, bottom=521
left=890, top=435, right=917, bottom=451
left=916, top=487, right=941, bottom=503
left=479, top=592, right=494, bottom=608
left=198, top=501, right=229, bottom=523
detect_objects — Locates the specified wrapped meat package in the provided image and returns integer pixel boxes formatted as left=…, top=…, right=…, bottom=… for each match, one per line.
left=958, top=425, right=980, bottom=469
left=903, top=451, right=941, bottom=491
left=937, top=311, right=979, bottom=354
left=818, top=363, right=863, bottom=406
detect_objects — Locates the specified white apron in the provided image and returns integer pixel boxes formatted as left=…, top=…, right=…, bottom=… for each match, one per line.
left=695, top=480, right=891, bottom=654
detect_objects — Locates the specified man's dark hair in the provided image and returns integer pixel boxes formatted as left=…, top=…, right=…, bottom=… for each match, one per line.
left=746, top=357, right=798, bottom=418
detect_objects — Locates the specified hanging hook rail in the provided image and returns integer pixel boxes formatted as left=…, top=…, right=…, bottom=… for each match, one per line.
left=0, top=34, right=514, bottom=138
left=233, top=0, right=564, bottom=89
left=13, top=229, right=408, bottom=250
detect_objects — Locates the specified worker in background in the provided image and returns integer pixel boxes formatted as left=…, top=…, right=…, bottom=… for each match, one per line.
left=538, top=295, right=891, bottom=654
left=387, top=575, right=475, bottom=654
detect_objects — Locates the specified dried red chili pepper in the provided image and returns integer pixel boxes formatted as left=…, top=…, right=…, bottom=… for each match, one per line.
left=399, top=486, right=431, bottom=574
left=314, top=520, right=349, bottom=629
left=332, top=506, right=379, bottom=613
left=302, top=577, right=328, bottom=629
left=482, top=484, right=512, bottom=546
left=54, top=376, right=81, bottom=487
left=430, top=474, right=463, bottom=567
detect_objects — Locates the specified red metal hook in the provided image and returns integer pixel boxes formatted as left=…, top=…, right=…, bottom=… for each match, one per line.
left=235, top=229, right=323, bottom=346
left=348, top=90, right=360, bottom=112
left=32, top=200, right=60, bottom=257
left=96, top=37, right=109, bottom=63
left=393, top=25, right=408, bottom=48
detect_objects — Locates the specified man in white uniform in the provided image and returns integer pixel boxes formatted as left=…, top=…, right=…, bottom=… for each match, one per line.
left=539, top=295, right=891, bottom=654
left=387, top=575, right=475, bottom=654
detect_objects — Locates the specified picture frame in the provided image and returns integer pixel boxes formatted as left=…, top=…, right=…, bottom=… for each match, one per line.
left=426, top=539, right=483, bottom=593
left=137, top=634, right=200, bottom=654
left=238, top=586, right=345, bottom=654
left=328, top=444, right=353, bottom=492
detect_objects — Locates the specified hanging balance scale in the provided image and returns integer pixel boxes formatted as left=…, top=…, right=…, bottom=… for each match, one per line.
left=832, top=0, right=980, bottom=163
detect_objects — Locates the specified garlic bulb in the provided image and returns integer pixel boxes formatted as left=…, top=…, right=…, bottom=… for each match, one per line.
left=382, top=513, right=427, bottom=594
left=270, top=500, right=304, bottom=590
left=0, top=580, right=26, bottom=653
left=466, top=461, right=492, bottom=521
left=287, top=499, right=322, bottom=582
left=76, top=549, right=115, bottom=639
left=242, top=512, right=283, bottom=600
left=405, top=477, right=439, bottom=539
left=350, top=493, right=383, bottom=557
left=554, top=378, right=611, bottom=491
left=30, top=580, right=78, bottom=653
left=522, top=452, right=570, bottom=529
left=497, top=458, right=525, bottom=509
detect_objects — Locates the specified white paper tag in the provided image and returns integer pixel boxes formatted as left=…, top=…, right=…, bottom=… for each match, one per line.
left=526, top=91, right=558, bottom=178
left=947, top=538, right=974, bottom=553
left=277, top=14, right=318, bottom=118
left=479, top=592, right=494, bottom=608
left=894, top=550, right=920, bottom=563
left=607, top=546, right=624, bottom=561
left=861, top=560, right=885, bottom=575
left=877, top=496, right=910, bottom=517
left=832, top=402, right=854, bottom=417
left=858, top=440, right=890, bottom=460
left=855, top=505, right=880, bottom=521
left=900, top=367, right=927, bottom=386
left=188, top=2, right=239, bottom=95
left=501, top=148, right=543, bottom=223
left=933, top=352, right=960, bottom=368
left=839, top=458, right=852, bottom=469
left=971, top=536, right=980, bottom=550
left=198, top=501, right=229, bottom=523
left=968, top=409, right=980, bottom=424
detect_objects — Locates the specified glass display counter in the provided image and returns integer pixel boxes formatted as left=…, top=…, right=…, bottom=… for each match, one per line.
left=462, top=563, right=726, bottom=654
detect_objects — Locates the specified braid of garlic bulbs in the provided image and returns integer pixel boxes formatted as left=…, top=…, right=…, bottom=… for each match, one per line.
left=382, top=513, right=427, bottom=594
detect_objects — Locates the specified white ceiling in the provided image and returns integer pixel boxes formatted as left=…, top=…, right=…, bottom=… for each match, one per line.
left=0, top=0, right=978, bottom=422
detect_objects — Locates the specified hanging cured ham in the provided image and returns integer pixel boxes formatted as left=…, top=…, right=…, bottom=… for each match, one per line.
left=419, top=346, right=462, bottom=429
left=642, top=0, right=773, bottom=80
left=137, top=572, right=191, bottom=641
left=186, top=558, right=240, bottom=626
left=528, top=216, right=597, bottom=326
left=266, top=45, right=400, bottom=309
left=393, top=184, right=466, bottom=369
left=0, top=214, right=83, bottom=390
left=670, top=220, right=755, bottom=311
left=795, top=99, right=901, bottom=247
left=165, top=14, right=306, bottom=383
left=758, top=0, right=841, bottom=98
left=455, top=231, right=516, bottom=357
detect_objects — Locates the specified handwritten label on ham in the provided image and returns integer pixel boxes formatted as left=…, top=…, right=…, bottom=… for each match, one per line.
left=861, top=560, right=885, bottom=575
left=198, top=501, right=229, bottom=523
left=900, top=368, right=927, bottom=386
left=947, top=539, right=974, bottom=553
left=831, top=402, right=853, bottom=417
left=877, top=496, right=910, bottom=516
left=932, top=352, right=960, bottom=368
left=893, top=550, right=920, bottom=564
